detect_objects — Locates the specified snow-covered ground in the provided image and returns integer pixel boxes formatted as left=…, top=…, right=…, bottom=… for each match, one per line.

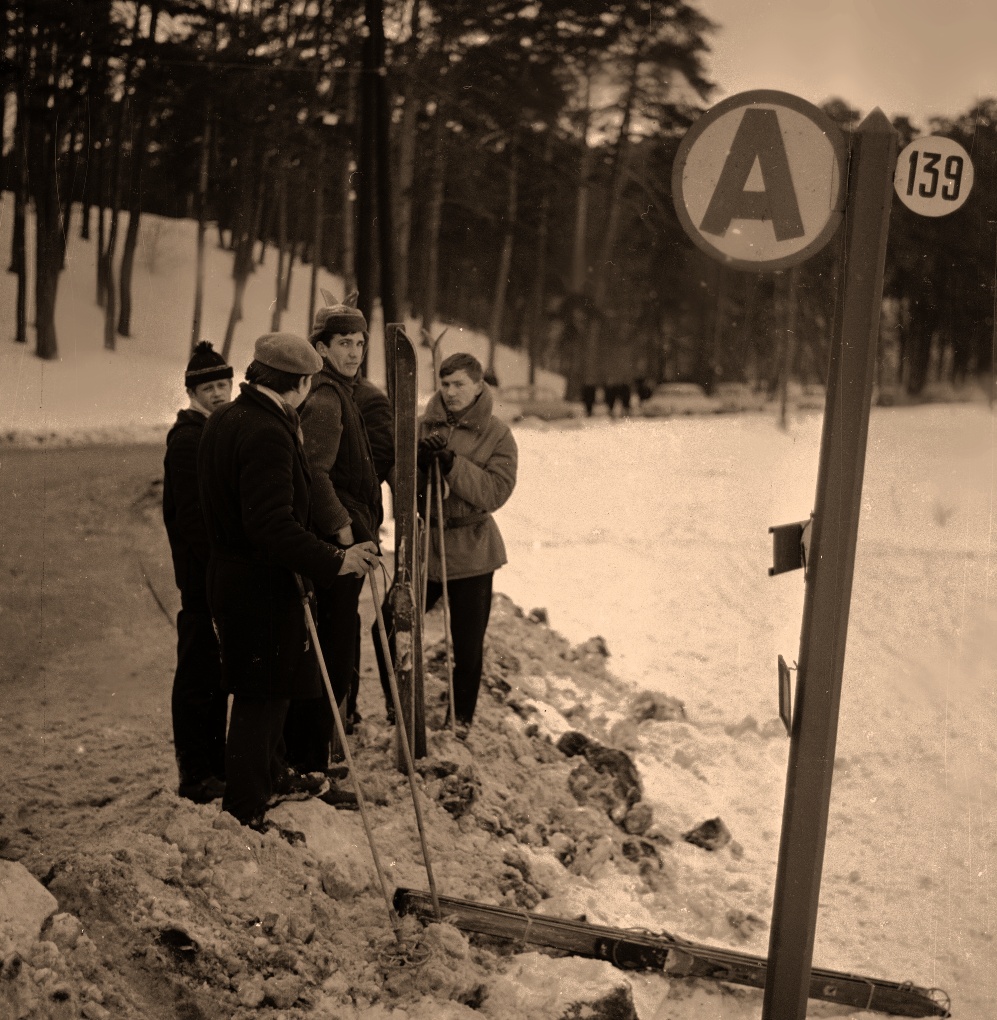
left=496, top=405, right=996, bottom=1018
left=2, top=201, right=995, bottom=1016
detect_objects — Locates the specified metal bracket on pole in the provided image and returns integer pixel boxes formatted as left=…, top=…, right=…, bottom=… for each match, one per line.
left=768, top=517, right=812, bottom=576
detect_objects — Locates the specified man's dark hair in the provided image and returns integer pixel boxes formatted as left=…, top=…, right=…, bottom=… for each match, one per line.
left=245, top=360, right=307, bottom=395
left=439, top=352, right=483, bottom=382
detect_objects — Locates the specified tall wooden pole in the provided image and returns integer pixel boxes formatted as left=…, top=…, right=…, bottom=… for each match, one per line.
left=368, top=0, right=397, bottom=328
left=356, top=15, right=377, bottom=346
left=762, top=109, right=898, bottom=1020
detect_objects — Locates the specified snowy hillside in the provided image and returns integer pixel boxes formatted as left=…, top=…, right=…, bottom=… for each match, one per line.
left=0, top=200, right=562, bottom=441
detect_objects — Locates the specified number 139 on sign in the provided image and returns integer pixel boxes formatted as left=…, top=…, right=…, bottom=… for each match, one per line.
left=895, top=136, right=974, bottom=217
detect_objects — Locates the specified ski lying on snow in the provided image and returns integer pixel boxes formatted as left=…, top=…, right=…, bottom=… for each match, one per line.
left=394, top=889, right=950, bottom=1018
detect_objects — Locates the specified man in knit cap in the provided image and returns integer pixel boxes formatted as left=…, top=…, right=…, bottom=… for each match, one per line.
left=163, top=341, right=233, bottom=804
left=198, top=332, right=379, bottom=830
left=282, top=294, right=386, bottom=782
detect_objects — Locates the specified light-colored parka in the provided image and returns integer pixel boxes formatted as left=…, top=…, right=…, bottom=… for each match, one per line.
left=421, top=385, right=517, bottom=581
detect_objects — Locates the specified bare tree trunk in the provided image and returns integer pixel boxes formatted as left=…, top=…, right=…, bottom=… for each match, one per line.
left=526, top=134, right=554, bottom=386
left=190, top=107, right=211, bottom=352
left=95, top=135, right=108, bottom=304
left=570, top=75, right=593, bottom=297
left=565, top=77, right=593, bottom=400
left=10, top=81, right=28, bottom=344
left=779, top=266, right=799, bottom=428
left=80, top=98, right=95, bottom=240
left=223, top=274, right=249, bottom=360
left=58, top=114, right=82, bottom=271
left=582, top=56, right=639, bottom=388
left=102, top=98, right=128, bottom=350
left=257, top=194, right=271, bottom=267
left=101, top=4, right=142, bottom=343
left=222, top=144, right=264, bottom=360
left=30, top=113, right=62, bottom=360
left=117, top=2, right=162, bottom=337
left=282, top=241, right=298, bottom=313
left=394, top=0, right=420, bottom=314
left=420, top=106, right=445, bottom=335
left=271, top=168, right=287, bottom=331
left=487, top=138, right=518, bottom=376
left=307, top=145, right=325, bottom=332
left=340, top=150, right=356, bottom=296
left=356, top=34, right=377, bottom=332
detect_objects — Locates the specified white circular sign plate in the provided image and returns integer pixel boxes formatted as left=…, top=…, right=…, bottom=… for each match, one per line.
left=894, top=136, right=974, bottom=217
left=672, top=90, right=847, bottom=271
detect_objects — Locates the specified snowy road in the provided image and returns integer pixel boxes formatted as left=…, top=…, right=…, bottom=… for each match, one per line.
left=496, top=405, right=996, bottom=1019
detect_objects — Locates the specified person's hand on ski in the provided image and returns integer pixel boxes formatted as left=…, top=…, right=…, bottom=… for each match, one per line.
left=341, top=541, right=379, bottom=577
left=417, top=433, right=448, bottom=472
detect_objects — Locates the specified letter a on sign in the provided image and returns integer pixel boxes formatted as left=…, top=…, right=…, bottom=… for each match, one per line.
left=672, top=90, right=846, bottom=271
left=699, top=109, right=804, bottom=241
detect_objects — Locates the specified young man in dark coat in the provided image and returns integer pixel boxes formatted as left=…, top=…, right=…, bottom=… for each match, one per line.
left=373, top=352, right=518, bottom=738
left=198, top=332, right=379, bottom=828
left=163, top=342, right=233, bottom=804
left=282, top=298, right=386, bottom=776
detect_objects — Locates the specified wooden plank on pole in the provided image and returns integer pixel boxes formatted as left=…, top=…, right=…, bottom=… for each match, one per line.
left=762, top=109, right=898, bottom=1020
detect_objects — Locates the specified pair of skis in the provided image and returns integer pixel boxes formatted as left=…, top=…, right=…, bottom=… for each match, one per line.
left=385, top=323, right=455, bottom=759
left=394, top=888, right=950, bottom=1018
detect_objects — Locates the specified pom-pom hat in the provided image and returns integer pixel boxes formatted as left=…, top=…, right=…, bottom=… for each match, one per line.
left=253, top=332, right=324, bottom=375
left=310, top=288, right=368, bottom=344
left=185, top=341, right=233, bottom=387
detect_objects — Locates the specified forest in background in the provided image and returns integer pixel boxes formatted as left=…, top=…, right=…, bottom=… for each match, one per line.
left=2, top=0, right=994, bottom=398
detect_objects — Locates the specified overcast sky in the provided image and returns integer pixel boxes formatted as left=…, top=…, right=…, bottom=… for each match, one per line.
left=696, top=0, right=997, bottom=127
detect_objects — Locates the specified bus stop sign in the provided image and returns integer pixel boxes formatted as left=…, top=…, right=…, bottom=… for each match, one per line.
left=673, top=90, right=847, bottom=271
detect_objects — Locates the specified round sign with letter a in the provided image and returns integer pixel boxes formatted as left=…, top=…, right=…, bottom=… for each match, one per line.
left=672, top=90, right=847, bottom=271
left=894, top=136, right=973, bottom=216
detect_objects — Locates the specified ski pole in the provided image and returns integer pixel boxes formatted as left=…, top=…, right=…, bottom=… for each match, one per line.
left=294, top=574, right=402, bottom=940
left=369, top=570, right=442, bottom=919
left=433, top=458, right=457, bottom=736
left=421, top=472, right=432, bottom=619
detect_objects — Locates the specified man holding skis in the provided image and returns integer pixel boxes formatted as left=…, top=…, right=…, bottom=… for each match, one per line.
left=373, top=352, right=517, bottom=739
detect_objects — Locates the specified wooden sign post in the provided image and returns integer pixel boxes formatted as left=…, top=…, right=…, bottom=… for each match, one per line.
left=674, top=93, right=900, bottom=1017
left=762, top=109, right=898, bottom=1020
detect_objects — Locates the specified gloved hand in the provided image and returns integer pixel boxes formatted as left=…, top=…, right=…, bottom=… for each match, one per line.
left=435, top=447, right=455, bottom=474
left=417, top=433, right=448, bottom=472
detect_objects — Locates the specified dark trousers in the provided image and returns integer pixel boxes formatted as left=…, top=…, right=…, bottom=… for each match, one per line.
left=373, top=572, right=493, bottom=725
left=222, top=696, right=290, bottom=824
left=171, top=609, right=227, bottom=787
left=283, top=573, right=365, bottom=773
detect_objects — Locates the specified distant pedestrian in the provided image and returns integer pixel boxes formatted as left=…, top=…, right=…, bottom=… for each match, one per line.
left=198, top=332, right=378, bottom=829
left=162, top=341, right=233, bottom=804
left=282, top=295, right=386, bottom=778
left=373, top=352, right=517, bottom=738
left=581, top=384, right=598, bottom=417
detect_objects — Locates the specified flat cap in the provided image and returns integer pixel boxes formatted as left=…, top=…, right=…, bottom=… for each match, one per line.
left=253, top=332, right=323, bottom=375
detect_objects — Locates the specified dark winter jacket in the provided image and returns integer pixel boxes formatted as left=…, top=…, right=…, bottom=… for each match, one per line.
left=421, top=385, right=517, bottom=581
left=354, top=377, right=395, bottom=485
left=300, top=363, right=382, bottom=545
left=197, top=384, right=347, bottom=700
left=163, top=409, right=211, bottom=610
